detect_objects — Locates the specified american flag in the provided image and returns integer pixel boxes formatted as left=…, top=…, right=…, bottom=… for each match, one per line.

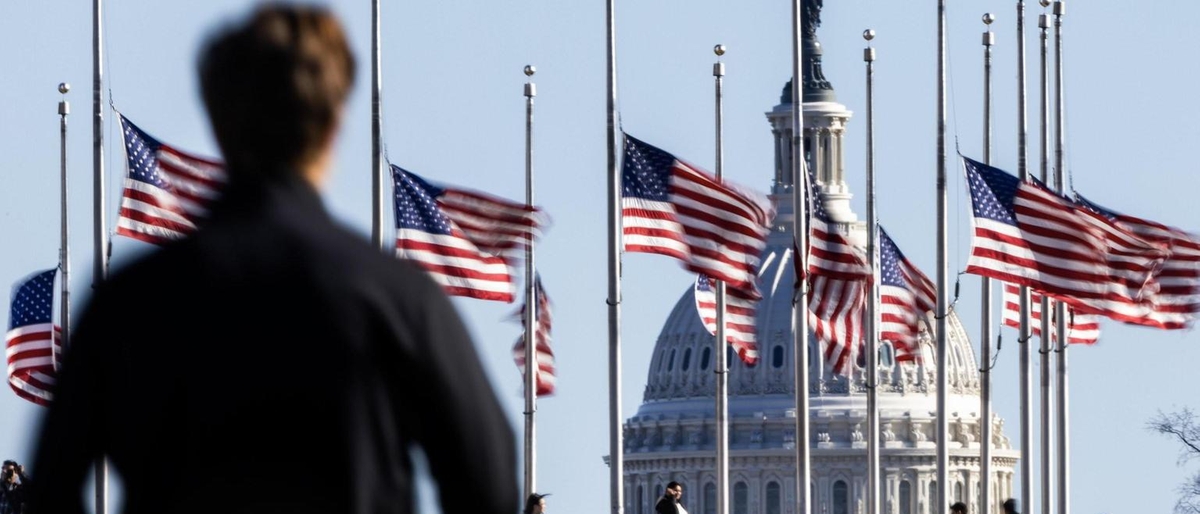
left=392, top=165, right=541, bottom=303
left=1001, top=283, right=1100, bottom=345
left=1075, top=194, right=1200, bottom=330
left=116, top=114, right=226, bottom=245
left=804, top=172, right=870, bottom=376
left=621, top=134, right=772, bottom=294
left=512, top=276, right=555, bottom=396
left=6, top=269, right=61, bottom=406
left=878, top=228, right=936, bottom=362
left=693, top=274, right=759, bottom=366
left=962, top=156, right=1165, bottom=326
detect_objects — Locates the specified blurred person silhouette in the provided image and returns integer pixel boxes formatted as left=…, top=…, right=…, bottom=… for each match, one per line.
left=26, top=4, right=516, bottom=514
left=523, top=493, right=549, bottom=514
left=656, top=482, right=686, bottom=514
left=950, top=501, right=967, bottom=514
left=1, top=460, right=28, bottom=514
left=1003, top=498, right=1020, bottom=514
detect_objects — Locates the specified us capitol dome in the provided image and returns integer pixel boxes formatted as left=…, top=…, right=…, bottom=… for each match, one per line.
left=619, top=6, right=1019, bottom=514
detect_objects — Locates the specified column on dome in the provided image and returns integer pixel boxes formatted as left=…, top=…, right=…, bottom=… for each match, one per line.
left=773, top=129, right=784, bottom=190
left=967, top=470, right=978, bottom=514
left=833, top=127, right=845, bottom=190
left=884, top=469, right=899, bottom=514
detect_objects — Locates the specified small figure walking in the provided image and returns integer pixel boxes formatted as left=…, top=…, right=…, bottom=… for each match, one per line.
left=524, top=493, right=550, bottom=514
left=655, top=482, right=687, bottom=514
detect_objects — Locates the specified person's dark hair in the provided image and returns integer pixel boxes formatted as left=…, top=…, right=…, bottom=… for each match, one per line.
left=666, top=481, right=681, bottom=491
left=1003, top=498, right=1020, bottom=514
left=950, top=502, right=968, bottom=513
left=198, top=3, right=356, bottom=178
left=523, top=493, right=549, bottom=514
left=1, top=460, right=15, bottom=468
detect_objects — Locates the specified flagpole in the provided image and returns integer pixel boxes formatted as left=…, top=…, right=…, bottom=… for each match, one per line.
left=523, top=64, right=539, bottom=500
left=605, top=0, right=624, bottom=511
left=861, top=29, right=881, bottom=514
left=935, top=0, right=950, bottom=511
left=1037, top=9, right=1055, bottom=514
left=58, top=83, right=71, bottom=362
left=712, top=44, right=731, bottom=514
left=370, top=0, right=385, bottom=251
left=1015, top=2, right=1035, bottom=513
left=790, top=2, right=811, bottom=513
left=92, top=0, right=109, bottom=510
left=1052, top=4, right=1070, bottom=513
left=979, top=14, right=995, bottom=514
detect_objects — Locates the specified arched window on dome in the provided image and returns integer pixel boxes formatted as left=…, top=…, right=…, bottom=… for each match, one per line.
left=899, top=480, right=912, bottom=514
left=765, top=481, right=781, bottom=514
left=954, top=481, right=963, bottom=503
left=658, top=350, right=668, bottom=372
left=772, top=345, right=785, bottom=368
left=701, top=347, right=712, bottom=371
left=703, top=483, right=716, bottom=514
left=732, top=482, right=748, bottom=514
left=929, top=481, right=938, bottom=513
left=682, top=348, right=693, bottom=371
left=880, top=341, right=895, bottom=368
left=832, top=480, right=849, bottom=514
left=668, top=349, right=677, bottom=371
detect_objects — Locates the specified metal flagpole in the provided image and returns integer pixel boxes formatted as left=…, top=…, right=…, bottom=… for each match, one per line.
left=936, top=0, right=950, bottom=511
left=980, top=14, right=995, bottom=514
left=92, top=0, right=109, bottom=511
left=58, top=83, right=71, bottom=363
left=791, top=2, right=811, bottom=513
left=1015, top=2, right=1035, bottom=513
left=605, top=0, right=624, bottom=511
left=712, top=43, right=730, bottom=514
left=370, top=0, right=385, bottom=251
left=1052, top=4, right=1069, bottom=513
left=862, top=29, right=881, bottom=514
left=1036, top=9, right=1054, bottom=514
left=523, top=64, right=539, bottom=500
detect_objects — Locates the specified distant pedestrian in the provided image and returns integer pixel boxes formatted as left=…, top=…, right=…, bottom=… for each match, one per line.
left=656, top=482, right=687, bottom=514
left=1003, top=498, right=1020, bottom=514
left=524, top=493, right=550, bottom=514
left=950, top=502, right=968, bottom=514
left=0, top=460, right=27, bottom=514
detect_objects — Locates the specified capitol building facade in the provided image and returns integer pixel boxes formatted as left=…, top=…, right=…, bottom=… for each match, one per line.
left=619, top=7, right=1019, bottom=514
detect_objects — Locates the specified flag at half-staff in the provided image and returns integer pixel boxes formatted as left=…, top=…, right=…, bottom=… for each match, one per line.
left=804, top=172, right=871, bottom=376
left=391, top=165, right=544, bottom=303
left=878, top=227, right=936, bottom=362
left=1074, top=193, right=1200, bottom=330
left=693, top=274, right=759, bottom=365
left=6, top=268, right=62, bottom=406
left=115, top=113, right=226, bottom=245
left=962, top=156, right=1168, bottom=326
left=621, top=134, right=772, bottom=295
left=1002, top=283, right=1100, bottom=345
left=512, top=275, right=556, bottom=396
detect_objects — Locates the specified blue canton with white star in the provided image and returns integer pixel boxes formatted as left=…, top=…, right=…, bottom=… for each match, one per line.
left=879, top=229, right=906, bottom=287
left=9, top=268, right=56, bottom=330
left=391, top=165, right=453, bottom=235
left=806, top=170, right=838, bottom=223
left=963, top=157, right=1018, bottom=226
left=622, top=134, right=674, bottom=201
left=118, top=115, right=171, bottom=190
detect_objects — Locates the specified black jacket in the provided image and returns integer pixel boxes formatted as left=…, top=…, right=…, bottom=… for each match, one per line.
left=27, top=176, right=517, bottom=514
left=655, top=496, right=678, bottom=514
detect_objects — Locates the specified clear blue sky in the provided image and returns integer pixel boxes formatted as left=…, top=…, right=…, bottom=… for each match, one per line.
left=2, top=1, right=1197, bottom=513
